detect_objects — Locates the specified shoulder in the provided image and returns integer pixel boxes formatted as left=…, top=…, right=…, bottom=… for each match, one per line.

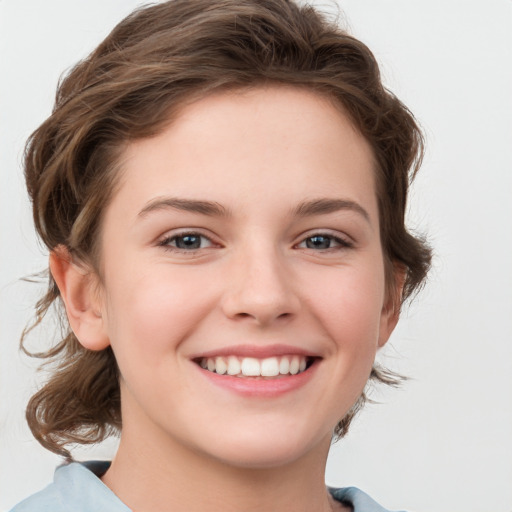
left=9, top=461, right=131, bottom=512
left=330, top=486, right=407, bottom=512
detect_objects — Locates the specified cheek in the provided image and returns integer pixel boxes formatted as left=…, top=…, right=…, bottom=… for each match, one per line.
left=305, top=261, right=386, bottom=352
left=102, top=267, right=212, bottom=363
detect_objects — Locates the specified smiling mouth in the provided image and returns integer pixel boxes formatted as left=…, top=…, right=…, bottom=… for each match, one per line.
left=194, top=355, right=316, bottom=378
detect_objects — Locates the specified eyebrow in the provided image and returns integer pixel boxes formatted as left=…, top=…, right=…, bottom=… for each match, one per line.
left=138, top=196, right=370, bottom=223
left=293, top=198, right=370, bottom=223
left=138, top=197, right=229, bottom=218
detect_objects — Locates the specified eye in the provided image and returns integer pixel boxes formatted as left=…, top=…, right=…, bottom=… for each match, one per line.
left=159, top=232, right=214, bottom=251
left=297, top=233, right=352, bottom=250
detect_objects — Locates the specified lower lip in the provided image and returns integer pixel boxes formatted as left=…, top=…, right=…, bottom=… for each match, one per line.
left=195, top=361, right=318, bottom=398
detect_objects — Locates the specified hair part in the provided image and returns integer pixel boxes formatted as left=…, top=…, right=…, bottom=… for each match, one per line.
left=22, top=0, right=431, bottom=458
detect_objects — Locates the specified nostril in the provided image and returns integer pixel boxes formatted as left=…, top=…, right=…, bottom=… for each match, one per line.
left=220, top=268, right=301, bottom=325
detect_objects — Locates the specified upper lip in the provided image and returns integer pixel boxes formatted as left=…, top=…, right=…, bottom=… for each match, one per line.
left=189, top=344, right=322, bottom=360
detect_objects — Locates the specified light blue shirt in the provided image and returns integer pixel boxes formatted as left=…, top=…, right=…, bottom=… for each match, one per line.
left=10, top=461, right=402, bottom=511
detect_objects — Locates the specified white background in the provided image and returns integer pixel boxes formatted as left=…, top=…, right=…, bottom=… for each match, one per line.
left=1, top=1, right=511, bottom=511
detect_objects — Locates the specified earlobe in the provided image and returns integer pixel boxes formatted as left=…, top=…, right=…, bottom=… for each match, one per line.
left=49, top=246, right=110, bottom=351
left=378, top=265, right=406, bottom=348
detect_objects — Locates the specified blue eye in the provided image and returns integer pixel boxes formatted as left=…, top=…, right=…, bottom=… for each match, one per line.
left=305, top=235, right=332, bottom=249
left=160, top=233, right=213, bottom=251
left=298, top=234, right=351, bottom=250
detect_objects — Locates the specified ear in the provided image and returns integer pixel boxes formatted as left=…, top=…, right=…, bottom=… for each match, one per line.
left=49, top=246, right=110, bottom=351
left=378, top=265, right=406, bottom=348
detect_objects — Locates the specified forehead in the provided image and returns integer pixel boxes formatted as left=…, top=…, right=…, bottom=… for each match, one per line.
left=112, top=86, right=378, bottom=222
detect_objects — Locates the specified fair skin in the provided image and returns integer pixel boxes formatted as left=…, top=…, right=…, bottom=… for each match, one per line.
left=51, top=86, right=401, bottom=512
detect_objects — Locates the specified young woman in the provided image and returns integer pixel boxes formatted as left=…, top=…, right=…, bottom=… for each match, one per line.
left=11, top=1, right=430, bottom=510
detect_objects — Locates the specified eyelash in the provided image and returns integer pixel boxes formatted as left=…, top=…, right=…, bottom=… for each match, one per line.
left=158, top=231, right=215, bottom=253
left=158, top=231, right=353, bottom=253
left=295, top=233, right=354, bottom=251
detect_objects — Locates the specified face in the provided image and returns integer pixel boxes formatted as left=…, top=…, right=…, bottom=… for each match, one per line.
left=93, top=86, right=398, bottom=469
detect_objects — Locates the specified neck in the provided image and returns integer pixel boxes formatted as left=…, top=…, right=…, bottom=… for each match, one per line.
left=103, top=421, right=341, bottom=512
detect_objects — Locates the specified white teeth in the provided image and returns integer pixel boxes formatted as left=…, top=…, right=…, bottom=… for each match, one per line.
left=227, top=356, right=241, bottom=375
left=289, top=355, right=300, bottom=375
left=215, top=357, right=227, bottom=375
left=200, top=355, right=310, bottom=377
left=261, top=357, right=279, bottom=377
left=241, top=357, right=261, bottom=376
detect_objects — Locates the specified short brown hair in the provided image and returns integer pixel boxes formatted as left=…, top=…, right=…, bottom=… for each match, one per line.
left=22, top=0, right=431, bottom=458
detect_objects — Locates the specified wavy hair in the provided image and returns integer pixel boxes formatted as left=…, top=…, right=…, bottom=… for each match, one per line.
left=22, top=0, right=431, bottom=458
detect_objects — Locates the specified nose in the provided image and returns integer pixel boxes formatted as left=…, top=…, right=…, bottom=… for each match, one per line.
left=220, top=244, right=300, bottom=326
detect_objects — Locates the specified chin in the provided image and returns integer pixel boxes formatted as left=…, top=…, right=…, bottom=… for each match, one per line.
left=202, top=424, right=332, bottom=470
